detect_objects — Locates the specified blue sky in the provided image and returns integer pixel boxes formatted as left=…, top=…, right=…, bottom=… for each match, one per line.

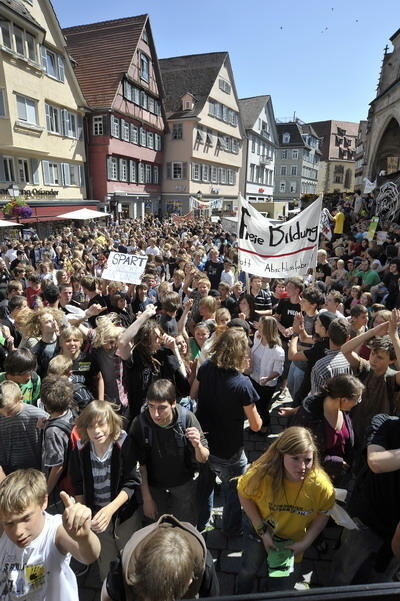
left=54, top=0, right=400, bottom=124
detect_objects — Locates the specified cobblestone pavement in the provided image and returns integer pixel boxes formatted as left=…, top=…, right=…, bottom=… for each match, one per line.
left=79, top=393, right=342, bottom=600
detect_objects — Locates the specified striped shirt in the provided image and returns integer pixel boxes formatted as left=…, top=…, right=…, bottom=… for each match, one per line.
left=90, top=443, right=112, bottom=508
left=310, top=349, right=351, bottom=395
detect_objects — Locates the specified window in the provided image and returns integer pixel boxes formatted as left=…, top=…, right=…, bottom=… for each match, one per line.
left=45, top=104, right=60, bottom=133
left=132, top=86, right=140, bottom=105
left=228, top=169, right=235, bottom=185
left=14, top=26, right=24, bottom=55
left=282, top=132, right=290, bottom=144
left=219, top=167, right=227, bottom=184
left=112, top=116, right=120, bottom=138
left=148, top=96, right=155, bottom=113
left=172, top=124, right=182, bottom=140
left=147, top=131, right=154, bottom=149
left=202, top=164, right=209, bottom=183
left=142, top=29, right=149, bottom=43
left=140, top=127, right=147, bottom=146
left=153, top=165, right=159, bottom=184
left=145, top=164, right=152, bottom=183
left=280, top=182, right=286, bottom=192
left=280, top=166, right=287, bottom=176
left=41, top=47, right=64, bottom=82
left=167, top=162, right=187, bottom=180
left=107, top=157, right=118, bottom=181
left=16, top=94, right=37, bottom=124
left=292, top=150, right=298, bottom=159
left=154, top=133, right=162, bottom=151
left=232, top=139, right=239, bottom=154
left=121, top=120, right=130, bottom=142
left=0, top=156, right=14, bottom=182
left=251, top=137, right=256, bottom=153
left=0, top=89, right=6, bottom=117
left=290, top=182, right=297, bottom=193
left=140, top=53, right=149, bottom=82
left=291, top=166, right=297, bottom=176
left=123, top=80, right=132, bottom=101
left=93, top=116, right=104, bottom=136
left=62, top=163, right=80, bottom=186
left=139, top=90, right=148, bottom=110
left=192, top=163, right=201, bottom=181
left=130, top=124, right=139, bottom=145
left=42, top=161, right=62, bottom=185
left=219, top=78, right=231, bottom=94
left=138, top=162, right=145, bottom=183
left=129, top=160, right=136, bottom=183
left=0, top=21, right=12, bottom=49
left=119, top=158, right=128, bottom=182
left=255, top=166, right=260, bottom=182
left=281, top=150, right=287, bottom=159
left=250, top=164, right=255, bottom=182
left=62, top=110, right=77, bottom=138
left=211, top=165, right=218, bottom=183
left=222, top=105, right=228, bottom=122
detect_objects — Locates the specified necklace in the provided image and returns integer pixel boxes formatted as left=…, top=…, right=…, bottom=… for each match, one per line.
left=283, top=479, right=305, bottom=508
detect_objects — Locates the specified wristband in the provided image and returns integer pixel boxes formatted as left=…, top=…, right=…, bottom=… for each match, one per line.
left=255, top=523, right=268, bottom=537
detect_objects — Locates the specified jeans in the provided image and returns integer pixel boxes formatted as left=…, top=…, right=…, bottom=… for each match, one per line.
left=197, top=448, right=248, bottom=535
left=237, top=518, right=300, bottom=593
left=287, top=362, right=306, bottom=401
left=328, top=519, right=384, bottom=586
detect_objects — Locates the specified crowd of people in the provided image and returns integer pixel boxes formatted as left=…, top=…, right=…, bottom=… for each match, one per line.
left=0, top=194, right=400, bottom=600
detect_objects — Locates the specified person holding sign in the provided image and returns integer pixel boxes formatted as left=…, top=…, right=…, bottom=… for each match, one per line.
left=237, top=427, right=335, bottom=593
left=0, top=468, right=100, bottom=600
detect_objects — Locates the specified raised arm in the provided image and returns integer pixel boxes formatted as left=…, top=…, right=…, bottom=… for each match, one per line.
left=341, top=321, right=389, bottom=369
left=177, top=298, right=193, bottom=337
left=117, top=304, right=156, bottom=360
left=388, top=308, right=400, bottom=376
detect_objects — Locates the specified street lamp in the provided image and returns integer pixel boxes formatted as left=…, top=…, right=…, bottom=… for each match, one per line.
left=196, top=190, right=202, bottom=218
left=7, top=184, right=20, bottom=199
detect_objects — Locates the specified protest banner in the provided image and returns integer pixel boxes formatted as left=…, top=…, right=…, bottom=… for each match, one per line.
left=320, top=208, right=332, bottom=241
left=365, top=216, right=379, bottom=241
left=101, top=252, right=147, bottom=284
left=238, top=196, right=322, bottom=278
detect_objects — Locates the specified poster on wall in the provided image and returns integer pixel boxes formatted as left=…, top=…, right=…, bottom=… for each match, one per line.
left=238, top=196, right=322, bottom=278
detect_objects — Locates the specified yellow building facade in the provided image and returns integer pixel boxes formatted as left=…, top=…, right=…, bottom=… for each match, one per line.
left=0, top=0, right=89, bottom=219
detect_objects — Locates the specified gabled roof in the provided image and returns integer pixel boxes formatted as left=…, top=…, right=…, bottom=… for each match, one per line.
left=159, top=52, right=227, bottom=119
left=0, top=0, right=44, bottom=31
left=238, top=95, right=270, bottom=130
left=63, top=15, right=147, bottom=108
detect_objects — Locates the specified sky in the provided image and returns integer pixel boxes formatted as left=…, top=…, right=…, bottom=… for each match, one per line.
left=53, top=0, right=400, bottom=124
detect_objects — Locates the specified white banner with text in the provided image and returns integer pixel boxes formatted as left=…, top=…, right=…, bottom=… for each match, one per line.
left=101, top=252, right=147, bottom=284
left=238, top=196, right=322, bottom=277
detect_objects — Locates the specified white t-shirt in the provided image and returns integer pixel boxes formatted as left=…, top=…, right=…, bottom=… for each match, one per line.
left=0, top=513, right=78, bottom=600
left=250, top=338, right=285, bottom=387
left=220, top=271, right=235, bottom=287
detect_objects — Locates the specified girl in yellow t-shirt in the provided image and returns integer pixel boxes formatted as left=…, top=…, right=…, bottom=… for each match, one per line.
left=237, top=426, right=335, bottom=593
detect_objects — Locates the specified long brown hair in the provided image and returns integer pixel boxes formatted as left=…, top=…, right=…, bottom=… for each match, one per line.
left=259, top=316, right=281, bottom=348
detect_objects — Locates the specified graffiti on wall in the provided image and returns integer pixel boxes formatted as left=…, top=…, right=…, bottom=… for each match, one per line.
left=376, top=176, right=400, bottom=223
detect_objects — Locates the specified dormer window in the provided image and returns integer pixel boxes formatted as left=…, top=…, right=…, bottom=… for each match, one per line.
left=282, top=132, right=290, bottom=144
left=140, top=53, right=149, bottom=83
left=181, top=93, right=195, bottom=111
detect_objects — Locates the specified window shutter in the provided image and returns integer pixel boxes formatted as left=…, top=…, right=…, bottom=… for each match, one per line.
left=61, top=109, right=68, bottom=136
left=0, top=157, right=5, bottom=183
left=41, top=45, right=47, bottom=71
left=16, top=95, right=26, bottom=121
left=77, top=114, right=83, bottom=139
left=62, top=163, right=70, bottom=186
left=182, top=162, right=187, bottom=179
left=57, top=55, right=65, bottom=82
left=79, top=164, right=85, bottom=187
left=42, top=160, right=50, bottom=185
left=107, top=157, right=113, bottom=180
left=102, top=115, right=110, bottom=137
left=167, top=162, right=172, bottom=179
left=31, top=159, right=40, bottom=184
left=45, top=103, right=51, bottom=130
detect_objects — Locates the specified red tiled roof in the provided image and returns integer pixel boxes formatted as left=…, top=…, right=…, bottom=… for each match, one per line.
left=63, top=15, right=147, bottom=108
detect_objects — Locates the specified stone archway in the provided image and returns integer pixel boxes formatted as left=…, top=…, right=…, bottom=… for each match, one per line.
left=372, top=117, right=400, bottom=176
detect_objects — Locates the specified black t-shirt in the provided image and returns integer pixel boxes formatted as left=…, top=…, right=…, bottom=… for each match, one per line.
left=316, top=262, right=332, bottom=281
left=196, top=360, right=259, bottom=458
left=294, top=338, right=330, bottom=406
left=204, top=260, right=223, bottom=289
left=158, top=313, right=178, bottom=337
left=87, top=293, right=108, bottom=328
left=90, top=347, right=124, bottom=404
left=221, top=295, right=238, bottom=317
left=348, top=413, right=400, bottom=539
left=275, top=298, right=301, bottom=330
left=32, top=339, right=60, bottom=378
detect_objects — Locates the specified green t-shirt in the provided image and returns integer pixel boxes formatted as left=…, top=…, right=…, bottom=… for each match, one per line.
left=354, top=269, right=381, bottom=289
left=0, top=372, right=41, bottom=405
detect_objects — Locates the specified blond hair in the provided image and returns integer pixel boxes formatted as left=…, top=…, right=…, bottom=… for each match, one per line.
left=76, top=400, right=122, bottom=444
left=24, top=307, right=65, bottom=339
left=241, top=427, right=322, bottom=500
left=93, top=315, right=125, bottom=348
left=0, top=380, right=22, bottom=408
left=0, top=469, right=47, bottom=516
left=59, top=325, right=84, bottom=346
left=48, top=354, right=73, bottom=376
